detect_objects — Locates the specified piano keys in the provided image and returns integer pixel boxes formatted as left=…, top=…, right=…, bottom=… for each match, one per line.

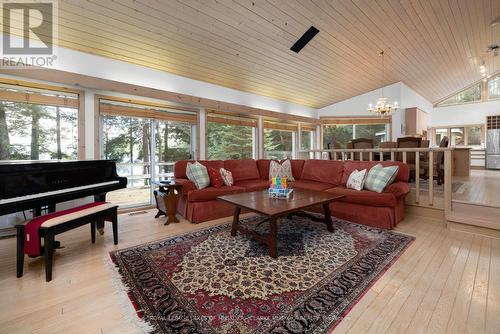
left=0, top=160, right=127, bottom=217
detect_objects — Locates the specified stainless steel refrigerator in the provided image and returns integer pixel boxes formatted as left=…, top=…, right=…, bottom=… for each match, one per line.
left=486, top=116, right=500, bottom=169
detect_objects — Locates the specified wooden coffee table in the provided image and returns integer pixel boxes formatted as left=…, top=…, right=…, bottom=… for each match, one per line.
left=218, top=189, right=344, bottom=258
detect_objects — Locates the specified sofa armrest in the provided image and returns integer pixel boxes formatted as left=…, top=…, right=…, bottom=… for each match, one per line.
left=383, top=182, right=410, bottom=198
left=174, top=178, right=197, bottom=194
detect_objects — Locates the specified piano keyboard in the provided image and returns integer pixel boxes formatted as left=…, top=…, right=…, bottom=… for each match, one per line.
left=0, top=181, right=120, bottom=205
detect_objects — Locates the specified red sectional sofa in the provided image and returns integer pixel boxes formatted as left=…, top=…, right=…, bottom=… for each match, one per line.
left=173, top=159, right=410, bottom=229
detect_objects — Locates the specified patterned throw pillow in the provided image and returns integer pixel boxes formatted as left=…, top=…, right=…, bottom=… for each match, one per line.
left=219, top=168, right=234, bottom=186
left=346, top=169, right=367, bottom=191
left=208, top=167, right=224, bottom=188
left=186, top=162, right=210, bottom=189
left=364, top=164, right=400, bottom=193
left=269, top=159, right=295, bottom=181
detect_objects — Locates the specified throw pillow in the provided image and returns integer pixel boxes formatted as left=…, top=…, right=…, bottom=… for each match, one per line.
left=186, top=162, right=210, bottom=189
left=208, top=167, right=224, bottom=188
left=268, top=159, right=295, bottom=181
left=364, top=164, right=400, bottom=193
left=346, top=169, right=367, bottom=191
left=219, top=168, right=234, bottom=186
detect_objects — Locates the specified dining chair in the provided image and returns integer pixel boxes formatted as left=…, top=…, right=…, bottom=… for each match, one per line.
left=396, top=137, right=422, bottom=181
left=351, top=138, right=373, bottom=161
left=327, top=141, right=341, bottom=160
left=421, top=136, right=449, bottom=185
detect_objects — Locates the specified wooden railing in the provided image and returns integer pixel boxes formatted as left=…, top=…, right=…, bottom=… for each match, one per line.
left=298, top=147, right=454, bottom=217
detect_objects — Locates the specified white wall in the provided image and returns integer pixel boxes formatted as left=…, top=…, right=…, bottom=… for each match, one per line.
left=430, top=100, right=500, bottom=127
left=318, top=82, right=433, bottom=139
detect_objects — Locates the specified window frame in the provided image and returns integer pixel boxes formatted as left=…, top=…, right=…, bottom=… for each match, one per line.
left=98, top=97, right=198, bottom=208
left=0, top=77, right=85, bottom=160
left=206, top=110, right=258, bottom=160
left=320, top=116, right=392, bottom=149
left=430, top=124, right=485, bottom=147
left=435, top=83, right=482, bottom=107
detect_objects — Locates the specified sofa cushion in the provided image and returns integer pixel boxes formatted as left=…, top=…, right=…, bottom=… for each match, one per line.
left=186, top=162, right=210, bottom=189
left=290, top=180, right=334, bottom=192
left=269, top=159, right=295, bottom=181
left=300, top=160, right=344, bottom=186
left=384, top=182, right=410, bottom=198
left=224, top=159, right=260, bottom=182
left=364, top=164, right=400, bottom=193
left=208, top=167, right=224, bottom=188
left=233, top=179, right=270, bottom=191
left=340, top=161, right=409, bottom=186
left=325, top=186, right=398, bottom=207
left=290, top=160, right=305, bottom=179
left=220, top=168, right=234, bottom=186
left=188, top=185, right=245, bottom=202
left=257, top=159, right=271, bottom=179
left=256, top=159, right=305, bottom=180
left=346, top=169, right=367, bottom=191
left=174, top=160, right=225, bottom=179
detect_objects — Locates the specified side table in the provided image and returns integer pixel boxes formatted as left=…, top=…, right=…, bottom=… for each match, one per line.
left=153, top=182, right=182, bottom=225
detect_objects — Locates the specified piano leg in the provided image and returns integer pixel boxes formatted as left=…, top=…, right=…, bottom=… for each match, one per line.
left=94, top=194, right=107, bottom=235
left=44, top=233, right=54, bottom=282
left=16, top=226, right=25, bottom=278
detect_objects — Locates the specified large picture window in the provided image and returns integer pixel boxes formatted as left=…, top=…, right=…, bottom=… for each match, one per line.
left=322, top=122, right=388, bottom=149
left=100, top=99, right=196, bottom=207
left=263, top=121, right=296, bottom=159
left=207, top=112, right=256, bottom=160
left=0, top=84, right=80, bottom=161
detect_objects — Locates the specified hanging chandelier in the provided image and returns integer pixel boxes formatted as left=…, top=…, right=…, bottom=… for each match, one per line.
left=368, top=50, right=399, bottom=115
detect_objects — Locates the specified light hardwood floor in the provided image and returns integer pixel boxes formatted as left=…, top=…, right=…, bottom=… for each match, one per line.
left=453, top=169, right=500, bottom=207
left=0, top=210, right=499, bottom=334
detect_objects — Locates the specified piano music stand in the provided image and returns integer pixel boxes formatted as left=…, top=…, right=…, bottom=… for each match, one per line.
left=153, top=182, right=182, bottom=225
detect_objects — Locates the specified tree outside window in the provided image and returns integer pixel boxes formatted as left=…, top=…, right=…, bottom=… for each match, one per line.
left=264, top=129, right=293, bottom=159
left=0, top=101, right=78, bottom=161
left=207, top=122, right=253, bottom=160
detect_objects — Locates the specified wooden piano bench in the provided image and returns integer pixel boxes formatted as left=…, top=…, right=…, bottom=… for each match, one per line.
left=15, top=202, right=119, bottom=282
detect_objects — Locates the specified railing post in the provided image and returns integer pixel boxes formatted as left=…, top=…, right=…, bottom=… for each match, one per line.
left=350, top=152, right=354, bottom=160
left=390, top=152, right=395, bottom=161
left=428, top=151, right=434, bottom=206
left=444, top=150, right=452, bottom=220
left=415, top=151, right=420, bottom=204
left=369, top=152, right=373, bottom=161
left=379, top=151, right=383, bottom=161
left=402, top=151, right=407, bottom=164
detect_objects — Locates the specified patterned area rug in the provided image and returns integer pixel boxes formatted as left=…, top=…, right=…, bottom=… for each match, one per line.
left=109, top=214, right=414, bottom=333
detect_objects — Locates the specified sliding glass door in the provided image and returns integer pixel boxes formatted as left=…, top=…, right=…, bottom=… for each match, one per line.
left=100, top=101, right=196, bottom=208
left=101, top=115, right=153, bottom=207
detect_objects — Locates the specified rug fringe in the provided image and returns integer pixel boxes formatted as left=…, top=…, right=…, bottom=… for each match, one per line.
left=105, top=255, right=155, bottom=334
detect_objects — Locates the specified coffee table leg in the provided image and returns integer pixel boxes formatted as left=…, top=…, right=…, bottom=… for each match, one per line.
left=269, top=218, right=278, bottom=258
left=323, top=203, right=334, bottom=232
left=231, top=206, right=241, bottom=236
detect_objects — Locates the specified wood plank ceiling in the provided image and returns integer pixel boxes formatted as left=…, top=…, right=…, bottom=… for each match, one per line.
left=29, top=1, right=500, bottom=107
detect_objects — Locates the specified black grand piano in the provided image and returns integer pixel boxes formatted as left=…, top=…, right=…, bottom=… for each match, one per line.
left=0, top=160, right=127, bottom=218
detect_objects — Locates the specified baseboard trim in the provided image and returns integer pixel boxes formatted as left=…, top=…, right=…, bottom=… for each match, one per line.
left=447, top=221, right=500, bottom=239
left=406, top=205, right=444, bottom=220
